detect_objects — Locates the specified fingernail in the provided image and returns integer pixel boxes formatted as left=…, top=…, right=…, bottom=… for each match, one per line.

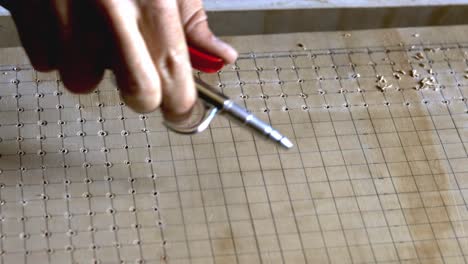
left=213, top=36, right=238, bottom=62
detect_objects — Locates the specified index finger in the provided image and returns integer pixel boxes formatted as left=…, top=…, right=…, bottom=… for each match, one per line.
left=138, top=0, right=196, bottom=122
left=96, top=0, right=162, bottom=113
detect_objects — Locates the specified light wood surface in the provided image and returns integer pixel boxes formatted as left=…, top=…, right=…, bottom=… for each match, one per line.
left=0, top=25, right=467, bottom=263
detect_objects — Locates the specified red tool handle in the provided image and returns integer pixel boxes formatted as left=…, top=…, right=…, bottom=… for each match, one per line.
left=188, top=45, right=224, bottom=73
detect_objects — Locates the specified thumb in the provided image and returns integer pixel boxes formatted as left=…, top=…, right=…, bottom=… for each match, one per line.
left=181, top=1, right=237, bottom=64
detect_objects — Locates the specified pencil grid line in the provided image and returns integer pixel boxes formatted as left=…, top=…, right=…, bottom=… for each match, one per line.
left=367, top=47, right=439, bottom=263
left=33, top=70, right=52, bottom=264
left=1, top=111, right=467, bottom=139
left=0, top=194, right=466, bottom=217
left=55, top=74, right=75, bottom=263
left=215, top=68, right=263, bottom=263
left=76, top=87, right=100, bottom=262
left=385, top=43, right=466, bottom=262
left=15, top=67, right=28, bottom=264
left=326, top=50, right=379, bottom=263
left=165, top=128, right=192, bottom=263
left=140, top=115, right=168, bottom=262
left=298, top=50, right=351, bottom=264
left=414, top=42, right=468, bottom=263
left=312, top=48, right=390, bottom=263
left=382, top=45, right=451, bottom=262
left=236, top=55, right=288, bottom=264
left=182, top=118, right=219, bottom=262
left=95, top=81, right=124, bottom=263
left=119, top=101, right=150, bottom=263
left=265, top=54, right=309, bottom=263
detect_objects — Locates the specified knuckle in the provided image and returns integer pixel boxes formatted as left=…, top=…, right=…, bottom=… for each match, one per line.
left=157, top=46, right=190, bottom=80
left=184, top=7, right=209, bottom=33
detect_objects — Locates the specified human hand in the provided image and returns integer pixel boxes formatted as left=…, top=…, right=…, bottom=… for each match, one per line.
left=5, top=0, right=238, bottom=122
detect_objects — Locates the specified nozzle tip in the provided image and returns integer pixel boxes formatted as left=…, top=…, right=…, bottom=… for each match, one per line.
left=280, top=137, right=294, bottom=149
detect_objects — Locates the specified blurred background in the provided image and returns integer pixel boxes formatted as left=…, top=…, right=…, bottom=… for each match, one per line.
left=1, top=0, right=467, bottom=47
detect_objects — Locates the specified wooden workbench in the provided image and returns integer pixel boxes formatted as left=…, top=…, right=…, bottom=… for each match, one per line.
left=0, top=24, right=467, bottom=264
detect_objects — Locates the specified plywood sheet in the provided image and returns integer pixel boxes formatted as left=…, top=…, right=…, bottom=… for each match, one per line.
left=0, top=25, right=467, bottom=263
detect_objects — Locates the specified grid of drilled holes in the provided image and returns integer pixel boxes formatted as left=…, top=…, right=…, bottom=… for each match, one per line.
left=0, top=40, right=466, bottom=264
left=0, top=69, right=166, bottom=264
left=203, top=44, right=467, bottom=117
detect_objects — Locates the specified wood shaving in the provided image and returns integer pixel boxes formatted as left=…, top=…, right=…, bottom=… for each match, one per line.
left=415, top=76, right=439, bottom=91
left=377, top=75, right=387, bottom=83
left=414, top=52, right=425, bottom=60
left=396, top=69, right=406, bottom=75
left=424, top=47, right=440, bottom=53
left=410, top=69, right=420, bottom=78
left=376, top=75, right=392, bottom=92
